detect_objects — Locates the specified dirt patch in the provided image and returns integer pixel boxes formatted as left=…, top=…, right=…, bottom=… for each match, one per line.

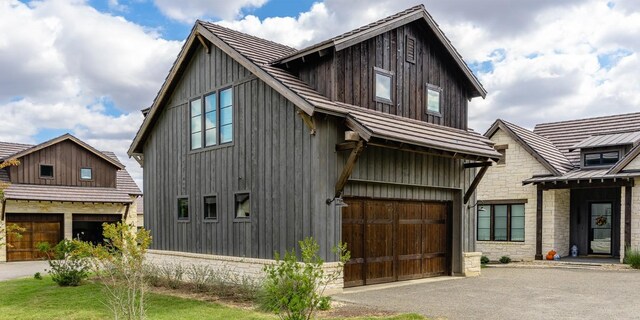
left=317, top=300, right=399, bottom=318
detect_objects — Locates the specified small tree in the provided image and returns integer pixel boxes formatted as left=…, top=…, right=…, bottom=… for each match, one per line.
left=0, top=159, right=24, bottom=248
left=38, top=240, right=90, bottom=286
left=261, top=237, right=350, bottom=320
left=78, top=221, right=152, bottom=320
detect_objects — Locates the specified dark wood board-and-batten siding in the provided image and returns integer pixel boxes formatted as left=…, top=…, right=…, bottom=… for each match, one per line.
left=295, top=21, right=469, bottom=130
left=9, top=140, right=117, bottom=188
left=143, top=45, right=340, bottom=260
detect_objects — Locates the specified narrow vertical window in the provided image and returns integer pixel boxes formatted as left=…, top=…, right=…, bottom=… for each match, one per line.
left=177, top=197, right=189, bottom=221
left=190, top=99, right=202, bottom=150
left=374, top=67, right=393, bottom=103
left=426, top=84, right=441, bottom=114
left=477, top=205, right=491, bottom=241
left=204, top=93, right=217, bottom=147
left=220, top=88, right=233, bottom=144
left=235, top=193, right=250, bottom=219
left=493, top=205, right=508, bottom=241
left=204, top=196, right=217, bottom=221
left=510, top=204, right=525, bottom=242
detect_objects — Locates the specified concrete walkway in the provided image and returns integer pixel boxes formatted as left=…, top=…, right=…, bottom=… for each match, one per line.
left=334, top=267, right=640, bottom=320
left=0, top=261, right=49, bottom=281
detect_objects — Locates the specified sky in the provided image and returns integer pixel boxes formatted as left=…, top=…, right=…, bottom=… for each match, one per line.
left=2, top=0, right=639, bottom=190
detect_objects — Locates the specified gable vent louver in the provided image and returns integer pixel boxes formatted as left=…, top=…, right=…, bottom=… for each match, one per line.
left=406, top=35, right=416, bottom=64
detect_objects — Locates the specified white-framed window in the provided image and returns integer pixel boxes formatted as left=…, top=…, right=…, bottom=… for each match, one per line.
left=374, top=67, right=393, bottom=104
left=426, top=84, right=441, bottom=114
left=80, top=168, right=92, bottom=180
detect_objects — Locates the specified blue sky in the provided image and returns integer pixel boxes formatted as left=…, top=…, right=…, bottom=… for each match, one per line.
left=3, top=0, right=639, bottom=189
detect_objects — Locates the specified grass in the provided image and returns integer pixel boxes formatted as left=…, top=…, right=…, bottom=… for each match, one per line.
left=0, top=277, right=425, bottom=320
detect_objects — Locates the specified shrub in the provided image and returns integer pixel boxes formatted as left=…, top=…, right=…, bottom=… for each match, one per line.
left=77, top=222, right=152, bottom=320
left=480, top=255, right=490, bottom=265
left=317, top=296, right=331, bottom=311
left=260, top=237, right=349, bottom=320
left=624, top=247, right=640, bottom=269
left=188, top=264, right=212, bottom=293
left=34, top=272, right=42, bottom=280
left=499, top=256, right=511, bottom=264
left=38, top=239, right=90, bottom=287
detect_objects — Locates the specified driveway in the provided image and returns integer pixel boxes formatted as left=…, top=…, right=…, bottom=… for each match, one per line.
left=334, top=267, right=640, bottom=319
left=0, top=261, right=49, bottom=281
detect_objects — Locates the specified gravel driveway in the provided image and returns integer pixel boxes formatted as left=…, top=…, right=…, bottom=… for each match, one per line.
left=334, top=267, right=640, bottom=319
left=0, top=261, right=49, bottom=281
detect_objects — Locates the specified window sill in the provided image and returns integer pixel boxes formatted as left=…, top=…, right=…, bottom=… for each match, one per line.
left=233, top=218, right=251, bottom=223
left=477, top=240, right=526, bottom=245
left=426, top=111, right=442, bottom=117
left=374, top=97, right=393, bottom=105
left=203, top=219, right=218, bottom=223
left=189, top=142, right=234, bottom=155
left=177, top=219, right=190, bottom=223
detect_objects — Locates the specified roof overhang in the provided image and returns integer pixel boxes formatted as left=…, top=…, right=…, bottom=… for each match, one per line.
left=523, top=170, right=640, bottom=188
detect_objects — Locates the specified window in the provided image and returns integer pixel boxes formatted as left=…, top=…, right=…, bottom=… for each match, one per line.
left=374, top=68, right=393, bottom=103
left=477, top=203, right=525, bottom=242
left=190, top=88, right=233, bottom=150
left=235, top=193, right=250, bottom=219
left=426, top=84, right=441, bottom=114
left=584, top=151, right=619, bottom=167
left=40, top=164, right=54, bottom=178
left=177, top=197, right=189, bottom=221
left=495, top=145, right=508, bottom=165
left=80, top=168, right=92, bottom=180
left=204, top=196, right=217, bottom=221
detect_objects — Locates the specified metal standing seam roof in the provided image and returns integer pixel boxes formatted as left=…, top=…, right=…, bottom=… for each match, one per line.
left=534, top=112, right=640, bottom=166
left=523, top=168, right=640, bottom=184
left=487, top=120, right=573, bottom=174
left=569, top=131, right=640, bottom=151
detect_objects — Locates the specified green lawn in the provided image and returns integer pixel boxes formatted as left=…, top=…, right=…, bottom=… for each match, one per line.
left=0, top=277, right=424, bottom=320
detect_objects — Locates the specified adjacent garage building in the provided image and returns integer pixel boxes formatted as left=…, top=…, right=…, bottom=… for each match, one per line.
left=0, top=134, right=142, bottom=262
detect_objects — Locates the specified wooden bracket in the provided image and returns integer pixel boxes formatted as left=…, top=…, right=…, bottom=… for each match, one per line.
left=123, top=202, right=131, bottom=221
left=297, top=110, right=316, bottom=135
left=334, top=140, right=366, bottom=199
left=196, top=33, right=210, bottom=54
left=335, top=141, right=357, bottom=151
left=463, top=161, right=492, bottom=169
left=463, top=165, right=489, bottom=204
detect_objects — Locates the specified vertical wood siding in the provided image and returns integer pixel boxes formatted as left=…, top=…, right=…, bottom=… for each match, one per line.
left=9, top=140, right=117, bottom=188
left=297, top=21, right=470, bottom=130
left=144, top=46, right=338, bottom=260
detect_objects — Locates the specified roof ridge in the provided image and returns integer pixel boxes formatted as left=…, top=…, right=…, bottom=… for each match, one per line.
left=198, top=20, right=297, bottom=58
left=534, top=111, right=640, bottom=129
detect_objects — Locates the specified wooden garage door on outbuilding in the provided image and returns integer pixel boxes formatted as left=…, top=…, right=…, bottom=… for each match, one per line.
left=342, top=199, right=451, bottom=287
left=6, top=213, right=63, bottom=262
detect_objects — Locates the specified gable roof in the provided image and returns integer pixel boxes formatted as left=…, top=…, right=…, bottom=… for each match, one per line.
left=569, top=131, right=640, bottom=151
left=273, top=4, right=486, bottom=98
left=485, top=119, right=573, bottom=175
left=0, top=140, right=142, bottom=198
left=534, top=112, right=640, bottom=166
left=609, top=143, right=640, bottom=174
left=129, top=6, right=495, bottom=161
left=6, top=134, right=124, bottom=169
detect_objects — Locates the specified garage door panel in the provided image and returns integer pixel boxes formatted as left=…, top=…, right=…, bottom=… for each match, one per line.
left=342, top=201, right=365, bottom=288
left=6, top=214, right=63, bottom=262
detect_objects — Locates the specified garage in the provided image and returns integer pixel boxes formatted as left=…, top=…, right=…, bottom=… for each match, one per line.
left=342, top=199, right=452, bottom=287
left=6, top=213, right=63, bottom=262
left=72, top=214, right=122, bottom=245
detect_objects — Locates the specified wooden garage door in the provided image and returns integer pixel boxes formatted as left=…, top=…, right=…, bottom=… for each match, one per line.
left=6, top=214, right=63, bottom=262
left=342, top=199, right=451, bottom=287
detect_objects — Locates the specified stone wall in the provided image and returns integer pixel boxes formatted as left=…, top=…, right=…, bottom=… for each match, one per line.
left=1, top=197, right=138, bottom=262
left=476, top=129, right=552, bottom=261
left=146, top=250, right=344, bottom=295
left=462, top=252, right=481, bottom=277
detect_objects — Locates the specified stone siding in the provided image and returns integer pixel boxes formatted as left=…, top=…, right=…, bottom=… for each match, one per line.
left=146, top=249, right=344, bottom=294
left=462, top=252, right=481, bottom=277
left=1, top=197, right=138, bottom=262
left=476, top=129, right=552, bottom=261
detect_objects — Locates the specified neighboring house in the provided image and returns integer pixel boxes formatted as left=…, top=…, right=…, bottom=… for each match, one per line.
left=0, top=134, right=142, bottom=262
left=477, top=114, right=640, bottom=262
left=129, top=5, right=500, bottom=288
left=136, top=196, right=144, bottom=228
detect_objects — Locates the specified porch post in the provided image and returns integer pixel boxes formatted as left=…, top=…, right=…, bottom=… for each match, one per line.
left=625, top=186, right=632, bottom=249
left=535, top=185, right=543, bottom=260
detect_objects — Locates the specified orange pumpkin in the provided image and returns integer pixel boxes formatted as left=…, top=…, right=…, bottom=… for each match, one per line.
left=546, top=250, right=557, bottom=260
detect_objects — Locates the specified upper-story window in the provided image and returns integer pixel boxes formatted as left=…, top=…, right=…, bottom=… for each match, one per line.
left=584, top=151, right=619, bottom=167
left=177, top=197, right=189, bottom=221
left=80, top=168, right=92, bottom=180
left=40, top=164, right=54, bottom=179
left=426, top=84, right=441, bottom=114
left=374, top=67, right=393, bottom=104
left=190, top=87, right=233, bottom=150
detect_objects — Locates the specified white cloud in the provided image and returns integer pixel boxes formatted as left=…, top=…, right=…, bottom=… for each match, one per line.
left=153, top=0, right=268, bottom=23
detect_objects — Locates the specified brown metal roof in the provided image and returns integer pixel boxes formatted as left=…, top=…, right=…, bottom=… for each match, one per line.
left=343, top=104, right=501, bottom=160
left=523, top=168, right=640, bottom=184
left=534, top=112, right=640, bottom=166
left=569, top=131, right=640, bottom=151
left=485, top=119, right=573, bottom=175
left=2, top=184, right=134, bottom=203
left=0, top=141, right=33, bottom=160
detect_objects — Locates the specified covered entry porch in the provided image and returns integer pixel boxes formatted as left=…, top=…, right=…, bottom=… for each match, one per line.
left=525, top=173, right=635, bottom=260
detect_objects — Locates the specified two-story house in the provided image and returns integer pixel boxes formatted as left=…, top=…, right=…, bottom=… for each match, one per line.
left=477, top=114, right=640, bottom=262
left=1, top=134, right=142, bottom=262
left=129, top=5, right=501, bottom=288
